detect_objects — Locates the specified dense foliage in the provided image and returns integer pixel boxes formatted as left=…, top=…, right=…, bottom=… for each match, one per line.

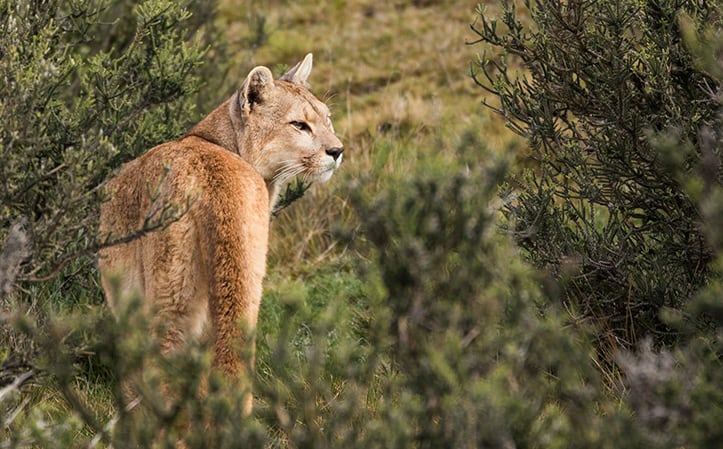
left=0, top=0, right=217, bottom=291
left=0, top=0, right=223, bottom=442
left=471, top=0, right=722, bottom=352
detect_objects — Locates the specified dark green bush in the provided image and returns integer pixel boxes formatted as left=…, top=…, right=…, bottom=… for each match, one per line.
left=0, top=0, right=218, bottom=292
left=0, top=0, right=223, bottom=444
left=471, top=0, right=722, bottom=352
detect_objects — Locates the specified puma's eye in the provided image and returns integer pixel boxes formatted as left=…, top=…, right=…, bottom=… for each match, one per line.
left=290, top=121, right=311, bottom=133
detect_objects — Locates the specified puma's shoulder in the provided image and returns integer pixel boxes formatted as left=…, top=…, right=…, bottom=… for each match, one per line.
left=101, top=136, right=267, bottom=239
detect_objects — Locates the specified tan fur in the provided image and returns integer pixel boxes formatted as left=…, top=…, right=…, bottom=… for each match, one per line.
left=98, top=54, right=343, bottom=414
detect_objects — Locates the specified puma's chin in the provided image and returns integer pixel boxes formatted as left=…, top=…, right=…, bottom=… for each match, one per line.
left=312, top=155, right=341, bottom=183
left=315, top=167, right=335, bottom=183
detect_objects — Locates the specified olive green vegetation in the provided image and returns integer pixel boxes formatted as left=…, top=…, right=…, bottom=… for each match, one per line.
left=1, top=0, right=721, bottom=448
left=473, top=0, right=721, bottom=356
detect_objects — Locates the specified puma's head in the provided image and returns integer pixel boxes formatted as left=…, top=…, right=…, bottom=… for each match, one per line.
left=227, top=54, right=344, bottom=203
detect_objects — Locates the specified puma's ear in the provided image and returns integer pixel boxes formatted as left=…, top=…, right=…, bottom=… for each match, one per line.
left=279, top=53, right=313, bottom=86
left=238, top=66, right=275, bottom=114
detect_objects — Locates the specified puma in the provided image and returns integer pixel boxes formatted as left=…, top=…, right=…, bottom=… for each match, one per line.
left=98, top=54, right=343, bottom=413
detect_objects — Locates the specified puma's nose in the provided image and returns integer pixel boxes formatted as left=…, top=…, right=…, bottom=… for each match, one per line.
left=326, top=147, right=344, bottom=161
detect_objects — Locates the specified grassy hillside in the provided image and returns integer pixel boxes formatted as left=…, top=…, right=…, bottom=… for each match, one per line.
left=221, top=0, right=527, bottom=432
left=217, top=0, right=523, bottom=269
left=216, top=0, right=529, bottom=405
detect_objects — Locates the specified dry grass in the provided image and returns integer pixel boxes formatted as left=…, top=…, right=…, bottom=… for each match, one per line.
left=217, top=0, right=524, bottom=273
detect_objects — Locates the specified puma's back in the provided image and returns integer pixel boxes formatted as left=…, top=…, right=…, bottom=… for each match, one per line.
left=98, top=54, right=343, bottom=412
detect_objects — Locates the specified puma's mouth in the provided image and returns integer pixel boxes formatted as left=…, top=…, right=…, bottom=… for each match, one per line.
left=315, top=157, right=341, bottom=183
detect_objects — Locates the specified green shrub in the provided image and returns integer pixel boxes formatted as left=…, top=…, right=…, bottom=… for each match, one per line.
left=0, top=0, right=223, bottom=444
left=470, top=0, right=722, bottom=353
left=0, top=0, right=216, bottom=292
left=4, top=143, right=720, bottom=448
left=470, top=1, right=723, bottom=446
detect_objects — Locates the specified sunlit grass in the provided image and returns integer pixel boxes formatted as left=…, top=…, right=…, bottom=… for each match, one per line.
left=216, top=9, right=528, bottom=428
left=216, top=0, right=525, bottom=270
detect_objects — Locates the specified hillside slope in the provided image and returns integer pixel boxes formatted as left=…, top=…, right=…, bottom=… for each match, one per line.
left=217, top=0, right=522, bottom=269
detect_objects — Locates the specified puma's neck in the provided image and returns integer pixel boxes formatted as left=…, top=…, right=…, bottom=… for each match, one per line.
left=186, top=98, right=240, bottom=155
left=185, top=98, right=281, bottom=209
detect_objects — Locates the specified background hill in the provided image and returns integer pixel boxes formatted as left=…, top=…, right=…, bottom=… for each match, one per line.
left=215, top=0, right=522, bottom=269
